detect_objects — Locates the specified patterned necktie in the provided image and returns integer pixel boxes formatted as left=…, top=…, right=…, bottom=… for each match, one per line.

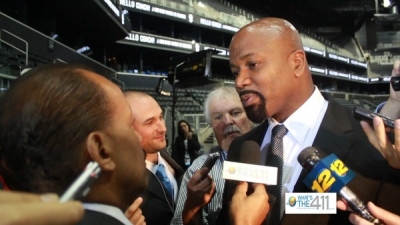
left=155, top=164, right=173, bottom=198
left=266, top=124, right=288, bottom=225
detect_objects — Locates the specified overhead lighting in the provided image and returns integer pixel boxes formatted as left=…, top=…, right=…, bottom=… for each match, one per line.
left=383, top=0, right=392, bottom=8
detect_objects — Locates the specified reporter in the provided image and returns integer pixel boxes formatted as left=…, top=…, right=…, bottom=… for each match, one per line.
left=229, top=182, right=270, bottom=225
left=337, top=200, right=400, bottom=225
left=0, top=190, right=84, bottom=225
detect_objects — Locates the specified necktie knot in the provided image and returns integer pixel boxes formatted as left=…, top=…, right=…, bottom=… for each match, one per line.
left=272, top=124, right=288, bottom=139
left=156, top=164, right=174, bottom=198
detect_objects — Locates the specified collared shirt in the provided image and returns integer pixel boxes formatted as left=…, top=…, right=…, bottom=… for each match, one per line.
left=261, top=86, right=328, bottom=215
left=171, top=148, right=226, bottom=225
left=145, top=152, right=178, bottom=202
left=83, top=203, right=132, bottom=225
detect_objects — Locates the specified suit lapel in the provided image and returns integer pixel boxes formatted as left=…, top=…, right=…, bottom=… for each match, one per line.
left=294, top=95, right=355, bottom=192
left=143, top=169, right=174, bottom=206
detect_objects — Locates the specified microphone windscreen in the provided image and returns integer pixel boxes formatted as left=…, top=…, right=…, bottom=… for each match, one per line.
left=297, top=147, right=319, bottom=166
left=239, top=140, right=262, bottom=165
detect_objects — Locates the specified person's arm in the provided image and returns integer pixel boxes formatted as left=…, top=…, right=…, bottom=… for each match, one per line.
left=361, top=117, right=400, bottom=169
left=182, top=168, right=216, bottom=225
left=229, top=182, right=270, bottom=225
left=337, top=201, right=400, bottom=225
left=0, top=190, right=84, bottom=225
left=171, top=160, right=211, bottom=225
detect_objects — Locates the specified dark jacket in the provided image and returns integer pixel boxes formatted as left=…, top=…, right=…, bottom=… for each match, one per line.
left=139, top=150, right=184, bottom=225
left=77, top=210, right=125, bottom=225
left=218, top=94, right=400, bottom=225
left=172, top=134, right=201, bottom=170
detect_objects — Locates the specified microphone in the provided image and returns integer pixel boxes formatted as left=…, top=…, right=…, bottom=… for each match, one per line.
left=239, top=140, right=263, bottom=164
left=222, top=140, right=278, bottom=185
left=297, top=147, right=382, bottom=224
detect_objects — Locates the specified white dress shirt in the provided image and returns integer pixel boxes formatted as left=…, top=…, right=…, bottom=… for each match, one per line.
left=145, top=152, right=178, bottom=202
left=260, top=86, right=328, bottom=215
left=83, top=203, right=133, bottom=225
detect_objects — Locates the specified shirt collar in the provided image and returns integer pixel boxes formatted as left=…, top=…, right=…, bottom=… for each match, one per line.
left=83, top=203, right=132, bottom=225
left=269, top=86, right=326, bottom=144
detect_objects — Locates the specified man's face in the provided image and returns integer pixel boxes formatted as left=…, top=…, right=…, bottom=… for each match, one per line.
left=229, top=29, right=296, bottom=123
left=91, top=72, right=147, bottom=197
left=128, top=95, right=167, bottom=154
left=209, top=97, right=252, bottom=149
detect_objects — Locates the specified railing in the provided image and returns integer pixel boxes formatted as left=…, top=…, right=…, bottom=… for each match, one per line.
left=0, top=29, right=28, bottom=66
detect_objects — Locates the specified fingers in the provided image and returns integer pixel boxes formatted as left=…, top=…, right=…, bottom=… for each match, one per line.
left=367, top=202, right=400, bottom=225
left=372, top=117, right=390, bottom=151
left=360, top=121, right=379, bottom=150
left=0, top=201, right=84, bottom=225
left=348, top=213, right=373, bottom=225
left=125, top=197, right=143, bottom=218
left=233, top=181, right=248, bottom=198
left=392, top=60, right=400, bottom=76
left=190, top=167, right=209, bottom=184
left=252, top=183, right=267, bottom=194
left=0, top=191, right=59, bottom=203
left=336, top=200, right=348, bottom=211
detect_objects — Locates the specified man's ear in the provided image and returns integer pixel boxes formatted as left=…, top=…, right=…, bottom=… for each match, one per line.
left=86, top=132, right=115, bottom=172
left=292, top=50, right=306, bottom=77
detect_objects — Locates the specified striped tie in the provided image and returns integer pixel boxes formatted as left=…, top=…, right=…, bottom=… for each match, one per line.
left=266, top=124, right=288, bottom=225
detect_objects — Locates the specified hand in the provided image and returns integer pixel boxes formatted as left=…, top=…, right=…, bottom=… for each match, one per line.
left=380, top=59, right=400, bottom=119
left=337, top=200, right=400, bottom=225
left=0, top=190, right=84, bottom=225
left=230, top=182, right=270, bottom=225
left=125, top=197, right=146, bottom=225
left=187, top=131, right=193, bottom=139
left=182, top=167, right=216, bottom=225
left=360, top=117, right=400, bottom=169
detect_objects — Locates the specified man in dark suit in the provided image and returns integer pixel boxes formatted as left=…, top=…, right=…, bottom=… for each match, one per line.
left=0, top=64, right=148, bottom=225
left=125, top=91, right=185, bottom=225
left=218, top=17, right=400, bottom=225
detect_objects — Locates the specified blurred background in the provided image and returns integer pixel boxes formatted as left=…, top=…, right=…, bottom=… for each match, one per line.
left=0, top=0, right=398, bottom=152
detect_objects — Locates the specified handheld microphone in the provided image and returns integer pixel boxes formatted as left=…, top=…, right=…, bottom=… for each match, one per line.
left=222, top=141, right=278, bottom=185
left=297, top=147, right=383, bottom=224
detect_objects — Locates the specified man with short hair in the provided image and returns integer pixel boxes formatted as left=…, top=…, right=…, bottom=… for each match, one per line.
left=219, top=17, right=400, bottom=225
left=172, top=86, right=254, bottom=225
left=124, top=91, right=185, bottom=225
left=0, top=63, right=147, bottom=225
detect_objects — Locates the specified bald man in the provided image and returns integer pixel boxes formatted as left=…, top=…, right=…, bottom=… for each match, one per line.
left=218, top=17, right=400, bottom=225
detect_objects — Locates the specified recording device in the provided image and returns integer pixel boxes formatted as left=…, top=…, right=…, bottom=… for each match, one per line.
left=297, top=147, right=383, bottom=225
left=353, top=106, right=395, bottom=128
left=200, top=152, right=220, bottom=179
left=60, top=161, right=101, bottom=202
left=222, top=141, right=278, bottom=185
left=391, top=75, right=400, bottom=91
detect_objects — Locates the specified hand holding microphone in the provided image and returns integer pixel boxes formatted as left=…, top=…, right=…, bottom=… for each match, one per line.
left=338, top=201, right=400, bottom=225
left=230, top=181, right=270, bottom=225
left=297, top=147, right=384, bottom=225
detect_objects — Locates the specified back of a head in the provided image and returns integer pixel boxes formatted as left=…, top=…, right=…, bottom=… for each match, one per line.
left=204, top=86, right=241, bottom=123
left=0, top=63, right=111, bottom=193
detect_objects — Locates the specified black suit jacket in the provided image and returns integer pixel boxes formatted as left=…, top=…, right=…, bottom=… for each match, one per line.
left=219, top=94, right=400, bottom=225
left=172, top=134, right=201, bottom=170
left=77, top=210, right=125, bottom=225
left=139, top=150, right=184, bottom=225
